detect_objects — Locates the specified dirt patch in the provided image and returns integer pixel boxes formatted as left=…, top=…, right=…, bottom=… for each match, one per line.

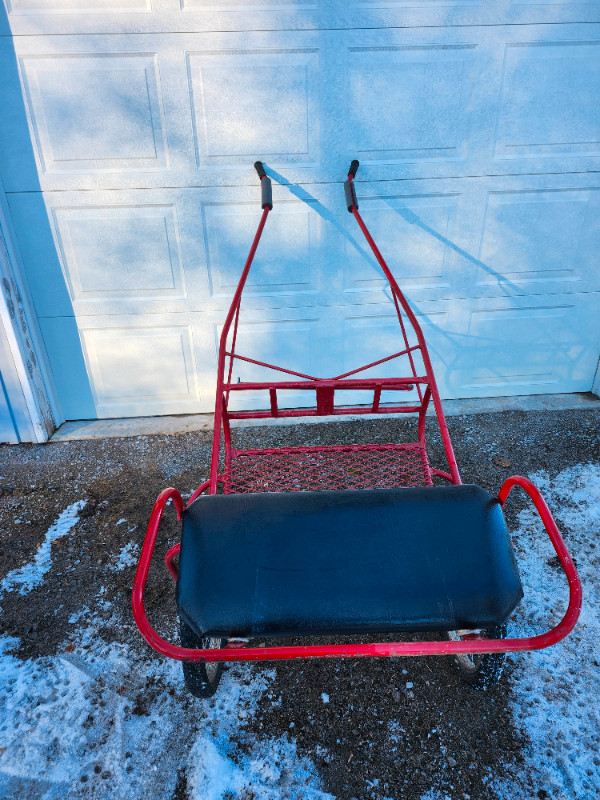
left=0, top=407, right=598, bottom=799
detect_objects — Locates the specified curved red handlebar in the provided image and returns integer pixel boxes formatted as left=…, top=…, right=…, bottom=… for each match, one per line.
left=131, top=488, right=199, bottom=658
left=497, top=474, right=583, bottom=647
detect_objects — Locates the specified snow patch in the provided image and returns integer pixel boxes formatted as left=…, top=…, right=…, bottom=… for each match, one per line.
left=0, top=501, right=86, bottom=596
left=112, top=542, right=139, bottom=571
left=187, top=731, right=333, bottom=800
left=496, top=463, right=600, bottom=799
left=0, top=536, right=333, bottom=800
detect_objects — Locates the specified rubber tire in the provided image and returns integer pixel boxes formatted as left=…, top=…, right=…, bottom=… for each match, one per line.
left=445, top=626, right=506, bottom=688
left=180, top=619, right=226, bottom=698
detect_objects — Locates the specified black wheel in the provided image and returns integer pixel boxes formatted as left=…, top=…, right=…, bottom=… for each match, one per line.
left=180, top=619, right=226, bottom=698
left=445, top=626, right=506, bottom=688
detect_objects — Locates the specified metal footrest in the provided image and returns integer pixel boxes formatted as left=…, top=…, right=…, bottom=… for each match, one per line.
left=223, top=442, right=433, bottom=494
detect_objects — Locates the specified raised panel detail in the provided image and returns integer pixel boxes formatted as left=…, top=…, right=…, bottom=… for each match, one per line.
left=478, top=190, right=593, bottom=286
left=187, top=50, right=319, bottom=166
left=20, top=54, right=168, bottom=173
left=52, top=205, right=185, bottom=301
left=205, top=202, right=317, bottom=296
left=344, top=195, right=459, bottom=291
left=458, top=305, right=577, bottom=391
left=349, top=46, right=474, bottom=162
left=495, top=42, right=600, bottom=159
left=82, top=326, right=196, bottom=404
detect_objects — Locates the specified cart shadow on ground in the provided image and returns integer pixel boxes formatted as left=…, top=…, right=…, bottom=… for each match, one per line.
left=0, top=408, right=599, bottom=800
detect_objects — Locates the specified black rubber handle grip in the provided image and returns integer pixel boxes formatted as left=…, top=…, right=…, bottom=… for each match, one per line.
left=261, top=176, right=273, bottom=210
left=344, top=179, right=358, bottom=212
left=348, top=160, right=359, bottom=178
left=253, top=162, right=272, bottom=208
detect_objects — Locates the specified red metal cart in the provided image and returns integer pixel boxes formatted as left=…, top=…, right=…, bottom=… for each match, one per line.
left=132, top=161, right=582, bottom=698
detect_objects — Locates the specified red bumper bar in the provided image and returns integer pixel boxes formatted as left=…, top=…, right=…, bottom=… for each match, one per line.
left=131, top=476, right=582, bottom=663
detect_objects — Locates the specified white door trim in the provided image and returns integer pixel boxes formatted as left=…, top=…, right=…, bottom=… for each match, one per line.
left=0, top=178, right=58, bottom=441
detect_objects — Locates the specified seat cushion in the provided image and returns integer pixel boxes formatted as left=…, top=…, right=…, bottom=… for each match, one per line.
left=176, top=485, right=523, bottom=639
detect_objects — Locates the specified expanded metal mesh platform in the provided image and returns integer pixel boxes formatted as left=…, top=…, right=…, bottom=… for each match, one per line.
left=222, top=443, right=433, bottom=494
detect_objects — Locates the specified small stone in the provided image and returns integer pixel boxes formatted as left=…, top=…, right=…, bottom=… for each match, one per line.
left=321, top=693, right=329, bottom=704
left=65, top=642, right=75, bottom=653
left=493, top=456, right=511, bottom=468
left=406, top=682, right=413, bottom=689
left=447, top=756, right=457, bottom=767
left=391, top=689, right=401, bottom=702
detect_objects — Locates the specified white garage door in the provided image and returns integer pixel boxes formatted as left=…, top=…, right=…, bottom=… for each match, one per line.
left=1, top=4, right=599, bottom=420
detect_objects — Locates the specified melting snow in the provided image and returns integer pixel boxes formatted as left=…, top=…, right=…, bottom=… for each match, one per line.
left=0, top=501, right=86, bottom=596
left=2, top=464, right=598, bottom=800
left=112, top=542, right=139, bottom=571
left=494, top=463, right=600, bottom=799
left=0, top=502, right=334, bottom=799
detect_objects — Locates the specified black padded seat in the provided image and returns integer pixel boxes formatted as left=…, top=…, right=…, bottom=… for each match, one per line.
left=176, top=486, right=523, bottom=639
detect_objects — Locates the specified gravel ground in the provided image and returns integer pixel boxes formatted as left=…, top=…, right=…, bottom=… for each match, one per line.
left=0, top=407, right=598, bottom=800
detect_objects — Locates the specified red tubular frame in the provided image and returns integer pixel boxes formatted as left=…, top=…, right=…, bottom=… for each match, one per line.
left=132, top=166, right=582, bottom=665
left=132, top=475, right=582, bottom=663
left=347, top=172, right=460, bottom=485
left=205, top=169, right=461, bottom=495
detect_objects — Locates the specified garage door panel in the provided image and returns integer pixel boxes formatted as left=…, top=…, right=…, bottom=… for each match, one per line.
left=10, top=174, right=600, bottom=324
left=2, top=12, right=599, bottom=421
left=334, top=295, right=597, bottom=400
left=341, top=175, right=600, bottom=303
left=343, top=25, right=600, bottom=182
left=205, top=200, right=320, bottom=299
left=476, top=188, right=598, bottom=294
left=494, top=41, right=600, bottom=161
left=188, top=48, right=320, bottom=169
left=348, top=44, right=476, bottom=165
left=342, top=193, right=463, bottom=300
left=447, top=296, right=598, bottom=397
left=80, top=323, right=198, bottom=416
left=51, top=203, right=187, bottom=302
left=4, top=0, right=149, bottom=16
left=4, top=1, right=600, bottom=36
left=5, top=26, right=600, bottom=193
left=19, top=52, right=169, bottom=176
